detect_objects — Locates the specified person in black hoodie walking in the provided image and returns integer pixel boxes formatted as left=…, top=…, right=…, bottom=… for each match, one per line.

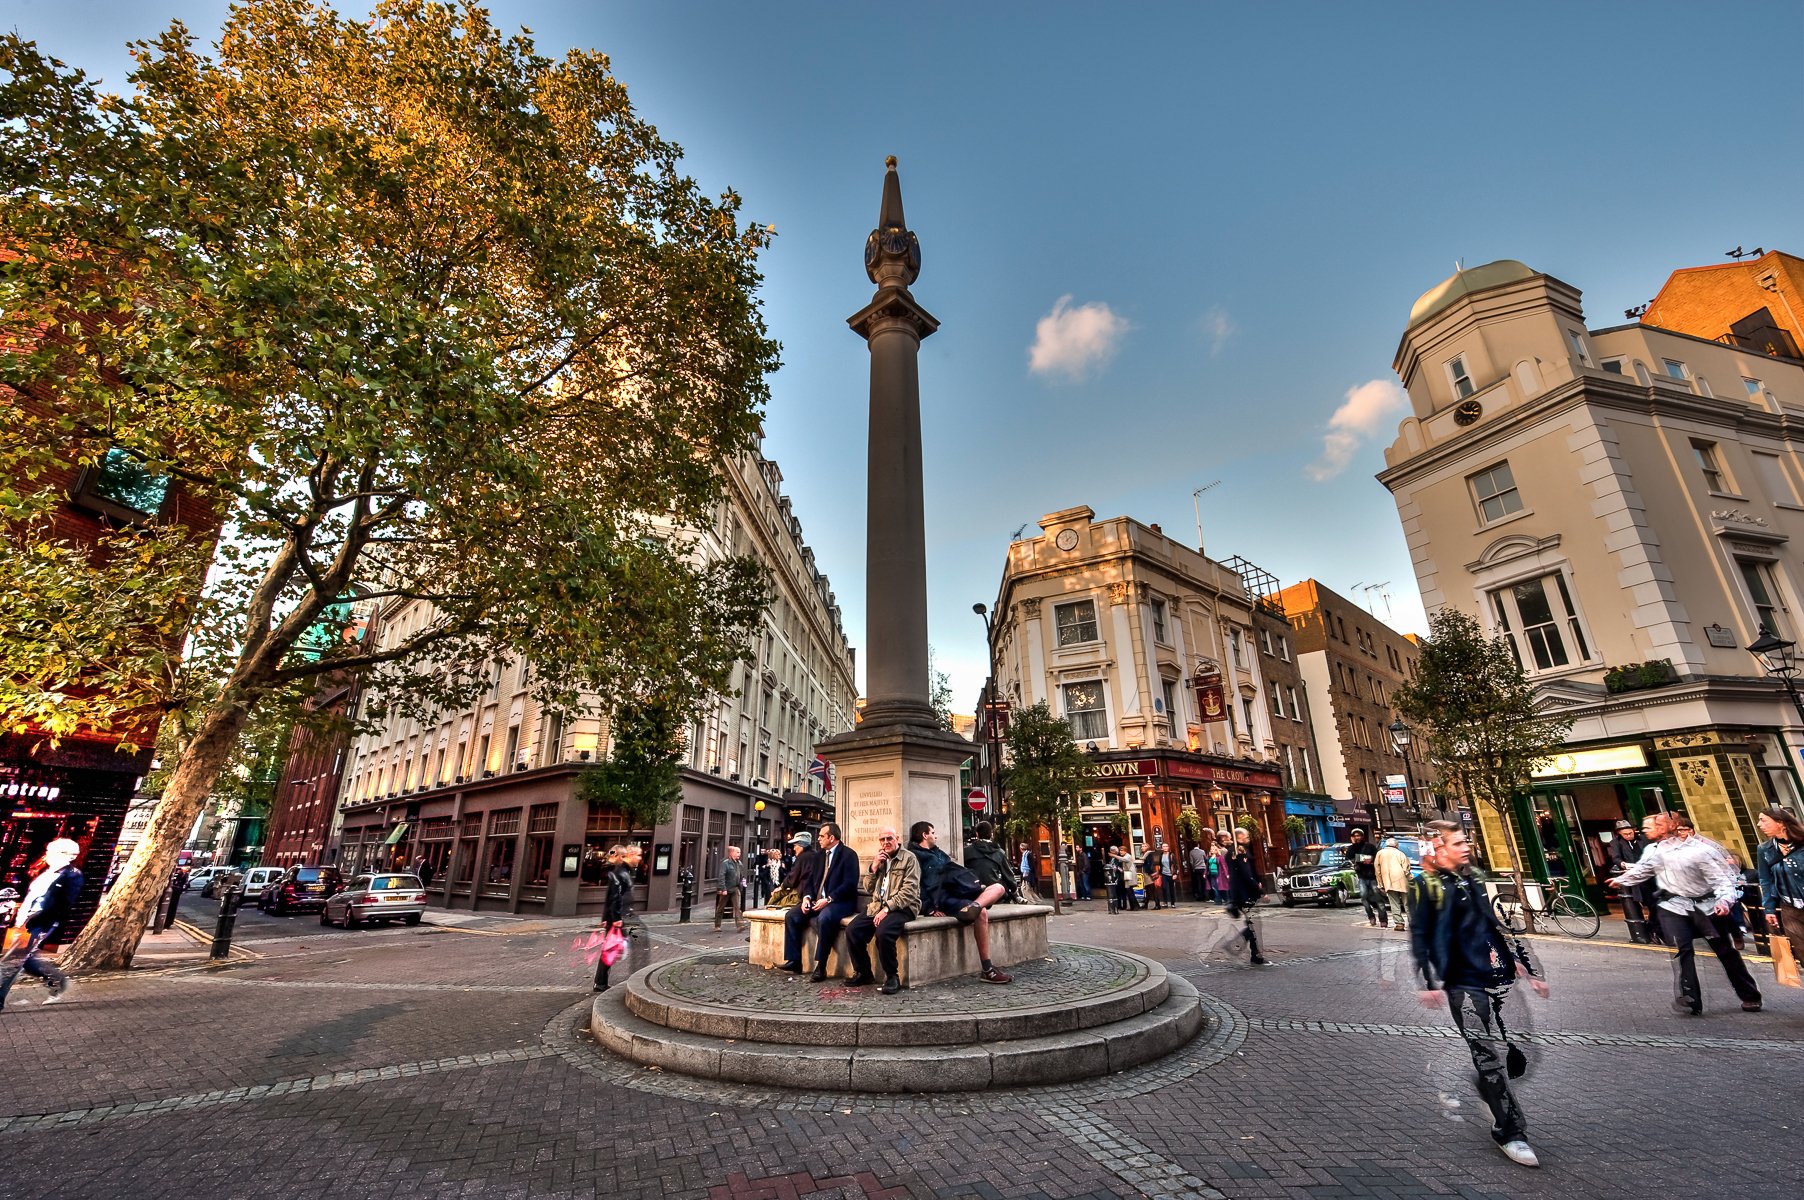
left=1225, top=827, right=1267, bottom=965
left=593, top=844, right=647, bottom=992
left=1411, top=821, right=1548, bottom=1169
left=0, top=838, right=83, bottom=1010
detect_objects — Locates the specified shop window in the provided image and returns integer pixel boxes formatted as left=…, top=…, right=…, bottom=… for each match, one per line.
left=454, top=814, right=480, bottom=884
left=523, top=804, right=557, bottom=886
left=1062, top=680, right=1109, bottom=743
left=1054, top=599, right=1100, bottom=647
left=1489, top=572, right=1593, bottom=673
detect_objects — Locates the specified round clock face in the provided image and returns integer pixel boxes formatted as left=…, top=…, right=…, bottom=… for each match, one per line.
left=1453, top=399, right=1483, bottom=426
left=1055, top=529, right=1080, bottom=551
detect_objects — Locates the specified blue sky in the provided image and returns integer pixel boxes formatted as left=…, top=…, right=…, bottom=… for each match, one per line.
left=14, top=1, right=1804, bottom=709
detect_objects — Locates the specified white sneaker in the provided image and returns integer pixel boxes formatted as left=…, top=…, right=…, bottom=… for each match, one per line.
left=1497, top=1139, right=1539, bottom=1167
left=41, top=982, right=68, bottom=1005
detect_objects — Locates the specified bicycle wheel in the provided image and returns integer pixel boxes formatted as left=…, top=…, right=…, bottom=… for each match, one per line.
left=1549, top=892, right=1600, bottom=938
left=1491, top=891, right=1528, bottom=934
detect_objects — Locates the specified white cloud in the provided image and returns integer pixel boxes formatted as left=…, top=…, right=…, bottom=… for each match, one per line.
left=1306, top=379, right=1408, bottom=481
left=1028, top=295, right=1128, bottom=380
left=1200, top=305, right=1236, bottom=357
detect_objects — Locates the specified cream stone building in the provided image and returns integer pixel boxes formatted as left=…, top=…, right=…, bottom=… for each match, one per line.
left=1379, top=258, right=1804, bottom=897
left=333, top=446, right=858, bottom=916
left=985, top=506, right=1321, bottom=882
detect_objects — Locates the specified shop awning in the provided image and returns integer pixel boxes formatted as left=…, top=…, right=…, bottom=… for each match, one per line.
left=383, top=822, right=410, bottom=845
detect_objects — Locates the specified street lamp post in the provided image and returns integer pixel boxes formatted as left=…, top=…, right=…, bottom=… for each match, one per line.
left=973, top=603, right=1007, bottom=827
left=1747, top=626, right=1804, bottom=766
left=1389, top=716, right=1427, bottom=823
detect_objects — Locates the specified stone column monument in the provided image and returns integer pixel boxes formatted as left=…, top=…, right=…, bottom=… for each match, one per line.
left=816, top=158, right=974, bottom=863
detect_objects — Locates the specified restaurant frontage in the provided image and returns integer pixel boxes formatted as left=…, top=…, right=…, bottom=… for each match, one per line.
left=1481, top=726, right=1798, bottom=906
left=335, top=762, right=800, bottom=916
left=1073, top=748, right=1289, bottom=884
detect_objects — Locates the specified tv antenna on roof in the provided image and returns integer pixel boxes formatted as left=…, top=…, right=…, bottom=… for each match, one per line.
left=1726, top=246, right=1765, bottom=261
left=1192, top=481, right=1221, bottom=556
left=1009, top=521, right=1030, bottom=541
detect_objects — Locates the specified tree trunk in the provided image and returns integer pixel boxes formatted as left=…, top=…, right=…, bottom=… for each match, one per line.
left=62, top=702, right=253, bottom=973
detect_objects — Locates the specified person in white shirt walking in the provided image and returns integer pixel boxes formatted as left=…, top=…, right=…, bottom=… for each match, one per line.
left=1608, top=811, right=1762, bottom=1015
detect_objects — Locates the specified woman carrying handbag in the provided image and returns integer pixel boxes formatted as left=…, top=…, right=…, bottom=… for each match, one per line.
left=591, top=844, right=648, bottom=992
left=1756, top=806, right=1804, bottom=987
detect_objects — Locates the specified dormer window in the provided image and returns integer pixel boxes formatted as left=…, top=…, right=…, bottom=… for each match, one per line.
left=1447, top=355, right=1475, bottom=399
left=1566, top=329, right=1591, bottom=366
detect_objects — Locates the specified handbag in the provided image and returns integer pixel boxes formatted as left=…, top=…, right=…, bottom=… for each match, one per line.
left=941, top=864, right=985, bottom=904
left=598, top=926, right=628, bottom=967
left=1773, top=933, right=1802, bottom=989
left=766, top=884, right=799, bottom=909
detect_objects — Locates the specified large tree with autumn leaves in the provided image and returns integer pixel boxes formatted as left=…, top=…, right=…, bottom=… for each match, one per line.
left=0, top=1, right=776, bottom=969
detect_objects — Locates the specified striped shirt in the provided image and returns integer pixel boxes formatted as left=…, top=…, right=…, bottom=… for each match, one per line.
left=1613, top=835, right=1743, bottom=916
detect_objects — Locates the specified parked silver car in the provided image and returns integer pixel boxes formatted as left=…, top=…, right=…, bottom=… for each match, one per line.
left=320, top=873, right=427, bottom=928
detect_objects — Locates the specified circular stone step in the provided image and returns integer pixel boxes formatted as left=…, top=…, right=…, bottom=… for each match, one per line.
left=589, top=944, right=1206, bottom=1093
left=625, top=942, right=1169, bottom=1047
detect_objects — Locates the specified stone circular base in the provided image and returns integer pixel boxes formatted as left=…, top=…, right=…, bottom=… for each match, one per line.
left=590, top=943, right=1204, bottom=1093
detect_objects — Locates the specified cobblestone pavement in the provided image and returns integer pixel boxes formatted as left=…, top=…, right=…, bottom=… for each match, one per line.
left=2, top=900, right=1797, bottom=1199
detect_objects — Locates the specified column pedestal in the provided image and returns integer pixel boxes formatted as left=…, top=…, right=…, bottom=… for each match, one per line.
left=817, top=723, right=974, bottom=864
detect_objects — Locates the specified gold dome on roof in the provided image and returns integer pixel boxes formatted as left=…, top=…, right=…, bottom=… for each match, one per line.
left=1408, top=259, right=1536, bottom=327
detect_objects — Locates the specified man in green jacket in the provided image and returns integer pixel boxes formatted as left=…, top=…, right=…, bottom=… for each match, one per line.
left=964, top=821, right=1020, bottom=901
left=845, top=828, right=922, bottom=993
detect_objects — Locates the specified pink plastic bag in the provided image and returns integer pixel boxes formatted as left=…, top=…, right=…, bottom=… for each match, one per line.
left=573, top=925, right=629, bottom=968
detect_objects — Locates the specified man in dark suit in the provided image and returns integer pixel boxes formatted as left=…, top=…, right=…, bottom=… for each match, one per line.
left=0, top=837, right=84, bottom=1010
left=787, top=823, right=859, bottom=981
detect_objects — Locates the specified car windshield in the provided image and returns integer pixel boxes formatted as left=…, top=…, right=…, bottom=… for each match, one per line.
left=369, top=875, right=421, bottom=891
left=1289, top=847, right=1347, bottom=870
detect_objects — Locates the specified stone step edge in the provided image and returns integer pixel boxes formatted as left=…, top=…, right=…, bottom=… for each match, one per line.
left=590, top=975, right=1204, bottom=1094
left=625, top=954, right=1168, bottom=1048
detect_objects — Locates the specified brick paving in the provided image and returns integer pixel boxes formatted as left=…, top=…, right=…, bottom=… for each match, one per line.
left=0, top=901, right=1797, bottom=1199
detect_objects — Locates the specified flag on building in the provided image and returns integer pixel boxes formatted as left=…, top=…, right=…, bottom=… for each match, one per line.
left=807, top=755, right=834, bottom=793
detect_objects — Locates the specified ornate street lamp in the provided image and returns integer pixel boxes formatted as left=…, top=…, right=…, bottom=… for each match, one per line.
left=1748, top=625, right=1804, bottom=732
left=1389, top=716, right=1428, bottom=820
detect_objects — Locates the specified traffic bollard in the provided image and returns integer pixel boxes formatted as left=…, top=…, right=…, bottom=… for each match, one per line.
left=211, top=886, right=243, bottom=960
left=677, top=866, right=694, bottom=923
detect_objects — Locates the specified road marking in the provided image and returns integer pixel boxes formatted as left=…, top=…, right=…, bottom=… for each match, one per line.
left=1248, top=1016, right=1804, bottom=1052
left=163, top=975, right=578, bottom=994
left=0, top=1045, right=558, bottom=1135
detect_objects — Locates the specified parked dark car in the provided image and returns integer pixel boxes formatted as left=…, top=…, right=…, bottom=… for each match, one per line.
left=1279, top=843, right=1354, bottom=906
left=260, top=866, right=345, bottom=916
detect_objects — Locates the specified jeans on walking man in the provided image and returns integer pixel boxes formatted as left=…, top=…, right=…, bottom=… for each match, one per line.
left=1345, top=828, right=1388, bottom=927
left=1608, top=812, right=1762, bottom=1015
left=0, top=838, right=83, bottom=1011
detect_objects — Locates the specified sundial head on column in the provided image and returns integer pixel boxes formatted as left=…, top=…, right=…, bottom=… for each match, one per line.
left=864, top=155, right=922, bottom=288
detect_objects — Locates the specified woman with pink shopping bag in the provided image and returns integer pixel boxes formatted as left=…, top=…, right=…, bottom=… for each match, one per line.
left=582, top=844, right=648, bottom=991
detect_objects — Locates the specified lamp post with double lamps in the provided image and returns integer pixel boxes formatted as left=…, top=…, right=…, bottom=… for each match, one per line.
left=972, top=603, right=1007, bottom=826
left=1747, top=626, right=1804, bottom=767
left=1388, top=716, right=1429, bottom=822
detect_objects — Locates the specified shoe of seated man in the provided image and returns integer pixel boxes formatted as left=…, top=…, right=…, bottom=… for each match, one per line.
left=1496, top=1139, right=1539, bottom=1167
left=880, top=976, right=902, bottom=994
left=979, top=965, right=1012, bottom=984
left=846, top=972, right=874, bottom=988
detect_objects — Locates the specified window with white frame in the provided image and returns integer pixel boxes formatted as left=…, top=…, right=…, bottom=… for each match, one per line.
left=1287, top=686, right=1302, bottom=720
left=1230, top=627, right=1245, bottom=668
left=1447, top=354, right=1475, bottom=399
left=1738, top=558, right=1792, bottom=639
left=1278, top=634, right=1290, bottom=661
left=1566, top=329, right=1591, bottom=365
left=1754, top=452, right=1800, bottom=505
left=1490, top=573, right=1593, bottom=673
left=1469, top=462, right=1524, bottom=523
left=1054, top=599, right=1100, bottom=647
left=1161, top=678, right=1179, bottom=727
left=1744, top=376, right=1765, bottom=397
left=1151, top=597, right=1169, bottom=644
left=1270, top=688, right=1284, bottom=717
left=1062, top=680, right=1109, bottom=742
left=1692, top=440, right=1731, bottom=493
left=1240, top=695, right=1255, bottom=733
left=1663, top=358, right=1689, bottom=382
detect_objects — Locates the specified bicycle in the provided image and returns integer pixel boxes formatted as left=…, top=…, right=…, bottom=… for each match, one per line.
left=1489, top=878, right=1601, bottom=938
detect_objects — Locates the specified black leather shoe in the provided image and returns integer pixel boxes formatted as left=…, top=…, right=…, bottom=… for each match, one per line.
left=1742, top=1000, right=1763, bottom=1012
left=846, top=973, right=874, bottom=988
left=807, top=969, right=827, bottom=983
left=777, top=961, right=802, bottom=973
left=1671, top=998, right=1701, bottom=1016
left=881, top=976, right=902, bottom=994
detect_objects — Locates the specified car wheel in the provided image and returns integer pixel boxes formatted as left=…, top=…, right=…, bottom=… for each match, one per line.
left=404, top=913, right=422, bottom=926
left=1331, top=887, right=1348, bottom=908
left=1281, top=897, right=1296, bottom=907
left=319, top=908, right=331, bottom=926
left=346, top=908, right=361, bottom=929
